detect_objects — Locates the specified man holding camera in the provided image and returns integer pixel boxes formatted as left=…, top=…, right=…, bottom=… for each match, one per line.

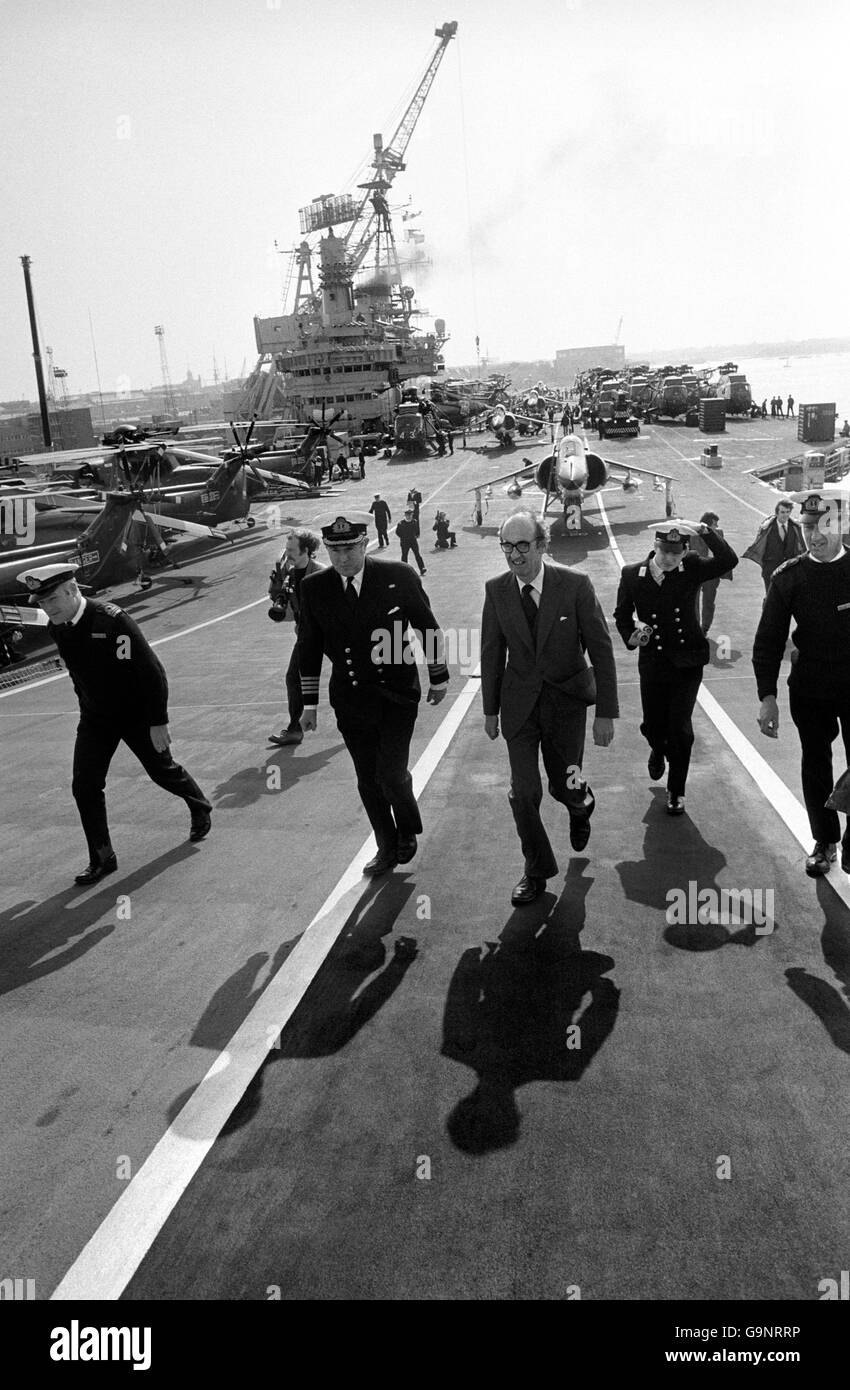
left=267, top=527, right=325, bottom=748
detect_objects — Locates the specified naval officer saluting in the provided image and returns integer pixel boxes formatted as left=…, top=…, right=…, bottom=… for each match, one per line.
left=614, top=519, right=738, bottom=814
left=297, top=514, right=449, bottom=874
left=18, top=564, right=212, bottom=884
left=754, top=493, right=850, bottom=876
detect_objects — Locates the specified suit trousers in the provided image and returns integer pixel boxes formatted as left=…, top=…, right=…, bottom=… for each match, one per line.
left=638, top=662, right=703, bottom=797
left=284, top=642, right=304, bottom=731
left=698, top=578, right=720, bottom=633
left=788, top=687, right=850, bottom=845
left=336, top=697, right=421, bottom=851
left=505, top=688, right=591, bottom=880
left=72, top=715, right=211, bottom=861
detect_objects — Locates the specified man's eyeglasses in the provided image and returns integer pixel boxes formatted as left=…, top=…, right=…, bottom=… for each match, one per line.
left=499, top=540, right=533, bottom=554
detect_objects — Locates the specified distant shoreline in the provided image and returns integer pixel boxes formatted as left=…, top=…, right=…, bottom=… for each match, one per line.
left=627, top=338, right=850, bottom=364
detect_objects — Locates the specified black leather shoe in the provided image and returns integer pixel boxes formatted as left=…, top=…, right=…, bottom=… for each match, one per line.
left=648, top=749, right=666, bottom=781
left=569, top=815, right=592, bottom=851
left=74, top=854, right=117, bottom=886
left=666, top=794, right=685, bottom=816
left=842, top=836, right=850, bottom=874
left=268, top=729, right=303, bottom=747
left=363, top=848, right=398, bottom=876
left=396, top=835, right=418, bottom=864
left=805, top=842, right=837, bottom=877
left=511, top=874, right=545, bottom=906
left=189, top=810, right=212, bottom=842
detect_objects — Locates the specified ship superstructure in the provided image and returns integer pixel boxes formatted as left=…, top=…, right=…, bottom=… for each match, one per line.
left=238, top=21, right=457, bottom=431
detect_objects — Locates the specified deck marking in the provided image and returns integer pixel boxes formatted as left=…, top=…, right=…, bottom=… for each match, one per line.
left=597, top=489, right=850, bottom=910
left=0, top=594, right=274, bottom=700
left=50, top=666, right=484, bottom=1300
left=650, top=429, right=767, bottom=516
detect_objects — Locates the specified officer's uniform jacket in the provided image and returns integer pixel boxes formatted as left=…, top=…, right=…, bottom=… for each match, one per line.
left=297, top=556, right=448, bottom=714
left=481, top=560, right=619, bottom=741
left=49, top=598, right=169, bottom=725
left=614, top=529, right=738, bottom=669
left=752, top=548, right=850, bottom=700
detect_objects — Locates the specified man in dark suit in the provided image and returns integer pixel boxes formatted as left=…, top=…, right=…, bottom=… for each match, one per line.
left=614, top=520, right=738, bottom=815
left=297, top=514, right=449, bottom=875
left=368, top=493, right=391, bottom=547
left=481, top=509, right=618, bottom=906
left=267, top=527, right=325, bottom=748
left=743, top=499, right=805, bottom=591
left=18, top=562, right=212, bottom=885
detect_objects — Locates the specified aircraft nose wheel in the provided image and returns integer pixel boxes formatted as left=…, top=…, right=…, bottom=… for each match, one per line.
left=139, top=575, right=153, bottom=591
left=246, top=517, right=256, bottom=528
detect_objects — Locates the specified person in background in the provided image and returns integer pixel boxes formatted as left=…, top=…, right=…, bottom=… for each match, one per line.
left=396, top=507, right=427, bottom=575
left=776, top=395, right=785, bottom=418
left=743, top=499, right=806, bottom=593
left=690, top=511, right=732, bottom=635
left=787, top=394, right=795, bottom=418
left=369, top=493, right=391, bottom=547
left=433, top=511, right=457, bottom=549
left=406, top=487, right=422, bottom=525
left=267, top=527, right=325, bottom=748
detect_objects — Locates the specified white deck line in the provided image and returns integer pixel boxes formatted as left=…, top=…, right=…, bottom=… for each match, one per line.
left=50, top=667, right=483, bottom=1300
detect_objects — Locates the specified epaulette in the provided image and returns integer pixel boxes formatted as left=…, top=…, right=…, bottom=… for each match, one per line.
left=101, top=602, right=123, bottom=617
left=772, top=556, right=805, bottom=579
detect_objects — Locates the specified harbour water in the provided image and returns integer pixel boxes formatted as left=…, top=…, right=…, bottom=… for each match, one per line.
left=694, top=350, right=850, bottom=426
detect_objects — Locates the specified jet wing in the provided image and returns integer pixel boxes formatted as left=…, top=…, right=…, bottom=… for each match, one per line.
left=466, top=461, right=538, bottom=492
left=602, top=459, right=676, bottom=482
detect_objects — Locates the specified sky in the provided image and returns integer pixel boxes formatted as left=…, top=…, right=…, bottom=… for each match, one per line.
left=1, top=0, right=848, bottom=400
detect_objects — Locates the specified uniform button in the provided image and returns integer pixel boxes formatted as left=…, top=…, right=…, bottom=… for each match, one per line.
left=352, top=680, right=359, bottom=686
left=344, top=647, right=351, bottom=653
left=346, top=658, right=353, bottom=665
left=674, top=607, right=680, bottom=613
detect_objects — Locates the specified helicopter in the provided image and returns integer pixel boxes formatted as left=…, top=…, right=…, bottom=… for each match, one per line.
left=0, top=478, right=235, bottom=654
left=468, top=432, right=676, bottom=531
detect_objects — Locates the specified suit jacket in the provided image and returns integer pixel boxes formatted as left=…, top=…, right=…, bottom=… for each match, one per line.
left=742, top=516, right=804, bottom=575
left=297, top=555, right=448, bottom=715
left=614, top=529, right=738, bottom=669
left=481, top=561, right=619, bottom=740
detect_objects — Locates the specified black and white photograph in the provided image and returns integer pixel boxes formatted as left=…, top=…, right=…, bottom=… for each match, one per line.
left=2, top=0, right=849, bottom=1352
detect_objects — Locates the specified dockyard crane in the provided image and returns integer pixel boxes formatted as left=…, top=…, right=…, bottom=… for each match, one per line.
left=342, top=22, right=457, bottom=281
left=154, top=324, right=178, bottom=417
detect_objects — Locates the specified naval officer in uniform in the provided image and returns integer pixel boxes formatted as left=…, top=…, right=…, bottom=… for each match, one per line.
left=754, top=493, right=850, bottom=876
left=297, top=514, right=449, bottom=875
left=18, top=564, right=212, bottom=884
left=614, top=519, right=738, bottom=814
